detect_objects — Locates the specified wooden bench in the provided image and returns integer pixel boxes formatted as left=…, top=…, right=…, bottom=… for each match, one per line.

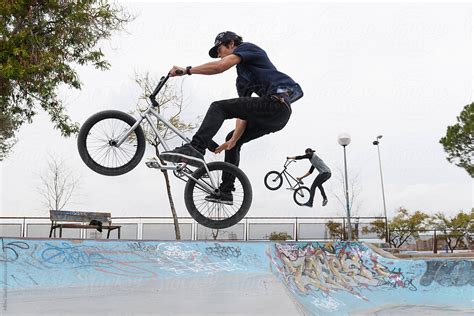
left=49, top=210, right=121, bottom=239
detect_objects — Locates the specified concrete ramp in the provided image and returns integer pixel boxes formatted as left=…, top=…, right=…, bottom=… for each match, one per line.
left=1, top=238, right=472, bottom=315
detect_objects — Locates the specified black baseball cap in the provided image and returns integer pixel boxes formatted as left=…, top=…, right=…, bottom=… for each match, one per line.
left=209, top=31, right=240, bottom=58
left=305, top=148, right=315, bottom=153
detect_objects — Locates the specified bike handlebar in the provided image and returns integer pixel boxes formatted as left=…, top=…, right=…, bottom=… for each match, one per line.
left=148, top=71, right=220, bottom=153
left=150, top=70, right=185, bottom=105
left=149, top=74, right=169, bottom=106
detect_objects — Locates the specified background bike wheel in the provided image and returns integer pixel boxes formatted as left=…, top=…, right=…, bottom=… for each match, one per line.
left=77, top=110, right=146, bottom=176
left=293, top=186, right=310, bottom=206
left=264, top=171, right=283, bottom=190
left=184, top=161, right=252, bottom=229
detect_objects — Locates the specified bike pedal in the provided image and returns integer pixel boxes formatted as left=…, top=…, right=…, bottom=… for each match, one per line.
left=145, top=161, right=161, bottom=169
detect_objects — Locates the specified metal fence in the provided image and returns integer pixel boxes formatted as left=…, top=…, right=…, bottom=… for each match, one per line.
left=0, top=216, right=386, bottom=241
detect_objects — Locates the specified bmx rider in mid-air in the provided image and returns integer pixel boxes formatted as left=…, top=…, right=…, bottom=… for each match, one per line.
left=287, top=148, right=331, bottom=207
left=160, top=31, right=303, bottom=205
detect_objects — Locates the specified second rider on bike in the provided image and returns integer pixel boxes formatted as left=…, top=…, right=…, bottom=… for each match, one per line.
left=161, top=31, right=303, bottom=205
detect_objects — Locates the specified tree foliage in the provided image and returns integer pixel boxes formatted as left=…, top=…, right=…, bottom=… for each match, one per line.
left=429, top=209, right=473, bottom=253
left=365, top=207, right=429, bottom=248
left=267, top=232, right=292, bottom=241
left=326, top=219, right=359, bottom=241
left=326, top=220, right=345, bottom=241
left=439, top=103, right=474, bottom=177
left=0, top=0, right=131, bottom=159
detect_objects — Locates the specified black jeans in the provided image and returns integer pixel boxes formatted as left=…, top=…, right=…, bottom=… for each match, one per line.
left=191, top=96, right=292, bottom=191
left=308, top=172, right=331, bottom=205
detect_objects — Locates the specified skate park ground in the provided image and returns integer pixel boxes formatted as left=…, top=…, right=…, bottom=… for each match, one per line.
left=1, top=238, right=473, bottom=315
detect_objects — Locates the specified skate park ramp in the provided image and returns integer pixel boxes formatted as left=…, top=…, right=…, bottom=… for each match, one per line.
left=1, top=238, right=473, bottom=315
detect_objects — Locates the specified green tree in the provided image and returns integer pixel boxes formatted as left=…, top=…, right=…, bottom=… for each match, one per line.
left=0, top=0, right=131, bottom=159
left=429, top=210, right=473, bottom=253
left=326, top=219, right=359, bottom=241
left=326, top=220, right=344, bottom=240
left=364, top=208, right=429, bottom=248
left=267, top=232, right=292, bottom=241
left=362, top=218, right=386, bottom=241
left=439, top=103, right=474, bottom=177
left=135, top=74, right=198, bottom=240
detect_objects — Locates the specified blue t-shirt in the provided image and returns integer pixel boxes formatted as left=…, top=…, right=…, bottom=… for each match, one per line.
left=233, top=42, right=303, bottom=103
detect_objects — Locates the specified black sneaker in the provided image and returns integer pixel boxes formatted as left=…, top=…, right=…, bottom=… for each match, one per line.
left=302, top=202, right=313, bottom=208
left=322, top=199, right=328, bottom=206
left=160, top=144, right=205, bottom=167
left=205, top=191, right=233, bottom=205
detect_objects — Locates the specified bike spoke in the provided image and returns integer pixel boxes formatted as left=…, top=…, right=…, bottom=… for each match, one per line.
left=86, top=118, right=139, bottom=169
left=191, top=167, right=246, bottom=222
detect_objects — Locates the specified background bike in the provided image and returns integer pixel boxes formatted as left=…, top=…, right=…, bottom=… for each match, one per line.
left=77, top=73, right=252, bottom=229
left=264, top=159, right=310, bottom=206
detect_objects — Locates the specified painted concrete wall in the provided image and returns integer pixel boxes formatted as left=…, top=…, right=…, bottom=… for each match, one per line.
left=1, top=238, right=473, bottom=315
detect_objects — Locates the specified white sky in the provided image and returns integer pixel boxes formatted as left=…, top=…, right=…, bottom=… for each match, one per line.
left=1, top=1, right=472, bottom=219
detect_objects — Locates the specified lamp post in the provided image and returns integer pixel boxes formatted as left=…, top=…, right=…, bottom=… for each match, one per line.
left=337, top=133, right=352, bottom=241
left=372, top=135, right=389, bottom=243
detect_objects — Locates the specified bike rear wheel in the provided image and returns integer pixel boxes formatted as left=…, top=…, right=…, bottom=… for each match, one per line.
left=264, top=171, right=283, bottom=190
left=293, top=186, right=310, bottom=205
left=77, top=110, right=146, bottom=176
left=184, top=162, right=252, bottom=229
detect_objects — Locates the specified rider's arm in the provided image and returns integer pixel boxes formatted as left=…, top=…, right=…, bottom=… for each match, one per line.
left=298, top=166, right=314, bottom=180
left=214, top=119, right=247, bottom=153
left=170, top=54, right=241, bottom=76
left=288, top=153, right=312, bottom=160
left=230, top=119, right=247, bottom=143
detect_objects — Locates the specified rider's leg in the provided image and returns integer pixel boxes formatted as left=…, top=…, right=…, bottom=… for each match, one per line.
left=161, top=97, right=290, bottom=166
left=305, top=172, right=331, bottom=207
left=191, top=97, right=291, bottom=153
left=219, top=125, right=275, bottom=192
left=317, top=172, right=331, bottom=206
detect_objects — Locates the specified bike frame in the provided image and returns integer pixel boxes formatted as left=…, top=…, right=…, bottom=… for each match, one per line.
left=115, top=74, right=218, bottom=193
left=279, top=160, right=304, bottom=191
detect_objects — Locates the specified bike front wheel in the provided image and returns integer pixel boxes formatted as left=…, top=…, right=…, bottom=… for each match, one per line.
left=264, top=171, right=283, bottom=190
left=184, top=162, right=252, bottom=229
left=293, top=186, right=311, bottom=206
left=77, top=110, right=146, bottom=176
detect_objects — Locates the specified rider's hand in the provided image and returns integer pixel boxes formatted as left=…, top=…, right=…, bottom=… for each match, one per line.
left=215, top=139, right=237, bottom=154
left=169, top=66, right=185, bottom=77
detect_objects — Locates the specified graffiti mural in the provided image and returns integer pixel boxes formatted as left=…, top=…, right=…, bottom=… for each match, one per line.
left=270, top=242, right=417, bottom=301
left=420, top=260, right=474, bottom=287
left=205, top=243, right=241, bottom=259
left=1, top=238, right=473, bottom=315
left=41, top=242, right=113, bottom=267
left=0, top=238, right=30, bottom=262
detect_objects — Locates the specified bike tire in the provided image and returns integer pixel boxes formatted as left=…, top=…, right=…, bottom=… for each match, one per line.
left=264, top=171, right=283, bottom=190
left=77, top=110, right=146, bottom=176
left=293, top=186, right=310, bottom=206
left=184, top=162, right=252, bottom=229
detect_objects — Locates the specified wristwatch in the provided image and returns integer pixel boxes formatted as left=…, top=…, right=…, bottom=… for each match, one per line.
left=186, top=66, right=192, bottom=75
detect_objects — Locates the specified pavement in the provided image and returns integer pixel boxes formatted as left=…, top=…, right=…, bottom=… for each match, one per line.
left=1, top=238, right=473, bottom=315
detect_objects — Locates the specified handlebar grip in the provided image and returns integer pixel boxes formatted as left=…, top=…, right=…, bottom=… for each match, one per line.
left=175, top=69, right=184, bottom=75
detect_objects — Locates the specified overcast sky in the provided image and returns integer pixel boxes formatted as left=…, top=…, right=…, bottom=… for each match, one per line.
left=1, top=1, right=472, bottom=220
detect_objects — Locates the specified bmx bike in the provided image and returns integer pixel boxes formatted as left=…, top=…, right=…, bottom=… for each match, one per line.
left=77, top=73, right=252, bottom=229
left=264, top=159, right=310, bottom=206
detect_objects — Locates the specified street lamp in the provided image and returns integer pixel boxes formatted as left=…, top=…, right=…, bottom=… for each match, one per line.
left=337, top=132, right=352, bottom=241
left=372, top=135, right=389, bottom=243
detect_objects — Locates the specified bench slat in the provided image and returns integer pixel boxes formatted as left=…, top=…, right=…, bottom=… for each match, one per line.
left=50, top=210, right=111, bottom=224
left=55, top=224, right=121, bottom=229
